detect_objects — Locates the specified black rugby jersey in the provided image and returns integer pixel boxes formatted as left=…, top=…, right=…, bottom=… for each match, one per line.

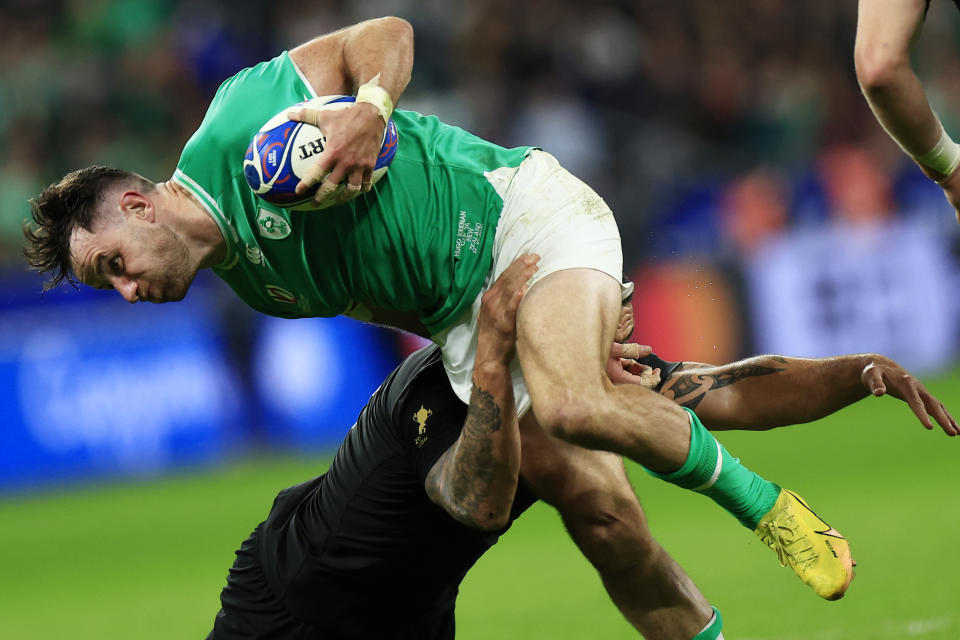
left=255, top=345, right=537, bottom=637
left=926, top=0, right=960, bottom=14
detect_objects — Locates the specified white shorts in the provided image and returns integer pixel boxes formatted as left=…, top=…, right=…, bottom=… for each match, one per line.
left=435, top=150, right=632, bottom=416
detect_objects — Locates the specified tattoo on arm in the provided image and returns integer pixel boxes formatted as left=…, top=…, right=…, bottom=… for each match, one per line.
left=467, top=387, right=502, bottom=433
left=425, top=385, right=509, bottom=529
left=665, top=360, right=788, bottom=410
left=451, top=388, right=501, bottom=512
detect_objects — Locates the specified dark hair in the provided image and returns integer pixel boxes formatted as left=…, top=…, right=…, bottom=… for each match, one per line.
left=24, top=166, right=151, bottom=290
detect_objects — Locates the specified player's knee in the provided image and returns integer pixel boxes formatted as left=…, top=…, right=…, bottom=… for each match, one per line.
left=561, top=491, right=655, bottom=573
left=533, top=388, right=605, bottom=444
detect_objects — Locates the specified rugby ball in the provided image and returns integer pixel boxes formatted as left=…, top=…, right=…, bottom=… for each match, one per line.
left=243, top=95, right=398, bottom=210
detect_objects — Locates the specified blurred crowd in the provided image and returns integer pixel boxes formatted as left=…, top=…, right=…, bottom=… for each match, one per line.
left=4, top=0, right=960, bottom=492
left=3, top=0, right=960, bottom=268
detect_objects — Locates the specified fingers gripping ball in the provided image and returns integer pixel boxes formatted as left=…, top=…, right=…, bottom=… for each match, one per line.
left=243, top=95, right=398, bottom=210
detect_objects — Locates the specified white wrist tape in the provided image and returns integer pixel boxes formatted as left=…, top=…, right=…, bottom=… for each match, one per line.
left=915, top=121, right=960, bottom=179
left=355, top=73, right=393, bottom=125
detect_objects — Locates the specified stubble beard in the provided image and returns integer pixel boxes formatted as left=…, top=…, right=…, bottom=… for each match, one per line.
left=152, top=224, right=197, bottom=302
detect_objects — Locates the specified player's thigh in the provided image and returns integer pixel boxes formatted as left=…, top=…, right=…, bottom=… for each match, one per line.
left=516, top=267, right=623, bottom=404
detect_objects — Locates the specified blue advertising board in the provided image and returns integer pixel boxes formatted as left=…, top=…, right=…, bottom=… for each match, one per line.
left=0, top=272, right=404, bottom=493
left=251, top=314, right=402, bottom=447
left=0, top=278, right=241, bottom=491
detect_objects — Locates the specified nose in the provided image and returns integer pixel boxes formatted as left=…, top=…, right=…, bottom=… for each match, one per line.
left=111, top=276, right=139, bottom=303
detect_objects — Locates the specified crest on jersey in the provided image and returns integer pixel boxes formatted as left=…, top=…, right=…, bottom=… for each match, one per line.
left=413, top=405, right=432, bottom=447
left=256, top=208, right=291, bottom=240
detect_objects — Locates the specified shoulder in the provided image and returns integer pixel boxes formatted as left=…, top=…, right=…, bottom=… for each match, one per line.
left=179, top=52, right=314, bottom=171
left=176, top=52, right=317, bottom=210
left=209, top=52, right=311, bottom=118
left=378, top=344, right=451, bottom=412
left=365, top=345, right=466, bottom=442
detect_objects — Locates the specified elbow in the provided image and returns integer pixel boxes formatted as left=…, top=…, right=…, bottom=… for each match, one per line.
left=379, top=16, right=413, bottom=86
left=470, top=507, right=511, bottom=532
left=382, top=16, right=413, bottom=37
left=854, top=43, right=910, bottom=97
left=454, top=495, right=514, bottom=531
left=378, top=16, right=414, bottom=49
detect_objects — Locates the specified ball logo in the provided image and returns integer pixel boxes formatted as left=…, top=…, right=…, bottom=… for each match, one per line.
left=297, top=137, right=325, bottom=161
left=256, top=208, right=291, bottom=240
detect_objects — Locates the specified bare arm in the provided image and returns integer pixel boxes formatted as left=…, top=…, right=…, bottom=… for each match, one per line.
left=658, top=353, right=958, bottom=435
left=289, top=17, right=413, bottom=105
left=855, top=0, right=960, bottom=219
left=855, top=0, right=937, bottom=156
left=424, top=255, right=539, bottom=530
left=424, top=362, right=518, bottom=530
left=288, top=17, right=414, bottom=203
left=611, top=303, right=957, bottom=435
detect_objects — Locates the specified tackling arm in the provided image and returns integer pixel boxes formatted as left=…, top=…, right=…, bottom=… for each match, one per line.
left=424, top=255, right=539, bottom=530
left=657, top=353, right=958, bottom=435
left=424, top=358, right=520, bottom=531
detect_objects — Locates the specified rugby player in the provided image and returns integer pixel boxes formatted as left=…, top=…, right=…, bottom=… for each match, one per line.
left=208, top=265, right=953, bottom=639
left=207, top=255, right=724, bottom=639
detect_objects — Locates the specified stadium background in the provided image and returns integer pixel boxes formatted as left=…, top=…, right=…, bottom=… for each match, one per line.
left=1, top=0, right=958, bottom=638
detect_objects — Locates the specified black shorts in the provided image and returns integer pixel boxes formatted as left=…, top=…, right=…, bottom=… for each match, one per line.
left=206, top=524, right=456, bottom=640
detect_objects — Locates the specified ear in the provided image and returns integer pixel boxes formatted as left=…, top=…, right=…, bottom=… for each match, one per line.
left=119, top=191, right=156, bottom=223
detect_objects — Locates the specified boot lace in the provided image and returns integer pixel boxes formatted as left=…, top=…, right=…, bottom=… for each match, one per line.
left=761, top=514, right=819, bottom=570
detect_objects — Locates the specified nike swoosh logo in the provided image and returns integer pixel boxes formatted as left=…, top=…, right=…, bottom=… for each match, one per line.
left=786, top=490, right=847, bottom=539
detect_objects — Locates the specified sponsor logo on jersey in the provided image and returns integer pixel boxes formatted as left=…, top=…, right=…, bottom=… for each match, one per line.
left=413, top=405, right=432, bottom=447
left=244, top=244, right=263, bottom=265
left=266, top=285, right=297, bottom=304
left=257, top=208, right=291, bottom=240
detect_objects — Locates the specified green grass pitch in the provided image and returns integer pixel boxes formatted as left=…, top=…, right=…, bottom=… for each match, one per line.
left=1, top=369, right=958, bottom=639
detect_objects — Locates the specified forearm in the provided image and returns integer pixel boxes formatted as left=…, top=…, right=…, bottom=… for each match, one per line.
left=426, top=361, right=520, bottom=530
left=663, top=354, right=877, bottom=430
left=289, top=17, right=413, bottom=104
left=862, top=69, right=941, bottom=158
left=855, top=0, right=942, bottom=159
left=424, top=254, right=535, bottom=529
left=341, top=17, right=413, bottom=104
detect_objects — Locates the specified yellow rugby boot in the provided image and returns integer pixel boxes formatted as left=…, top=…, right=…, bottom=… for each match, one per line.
left=753, top=489, right=854, bottom=600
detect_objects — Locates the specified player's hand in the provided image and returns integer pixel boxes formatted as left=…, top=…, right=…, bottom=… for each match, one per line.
left=476, top=255, right=540, bottom=365
left=861, top=357, right=959, bottom=436
left=287, top=102, right=384, bottom=206
left=606, top=343, right=660, bottom=389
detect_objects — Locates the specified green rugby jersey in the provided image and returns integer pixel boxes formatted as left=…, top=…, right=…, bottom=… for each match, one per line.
left=173, top=51, right=531, bottom=335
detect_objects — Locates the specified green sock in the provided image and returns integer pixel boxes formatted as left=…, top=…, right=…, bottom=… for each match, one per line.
left=693, top=607, right=723, bottom=640
left=648, top=408, right=780, bottom=529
